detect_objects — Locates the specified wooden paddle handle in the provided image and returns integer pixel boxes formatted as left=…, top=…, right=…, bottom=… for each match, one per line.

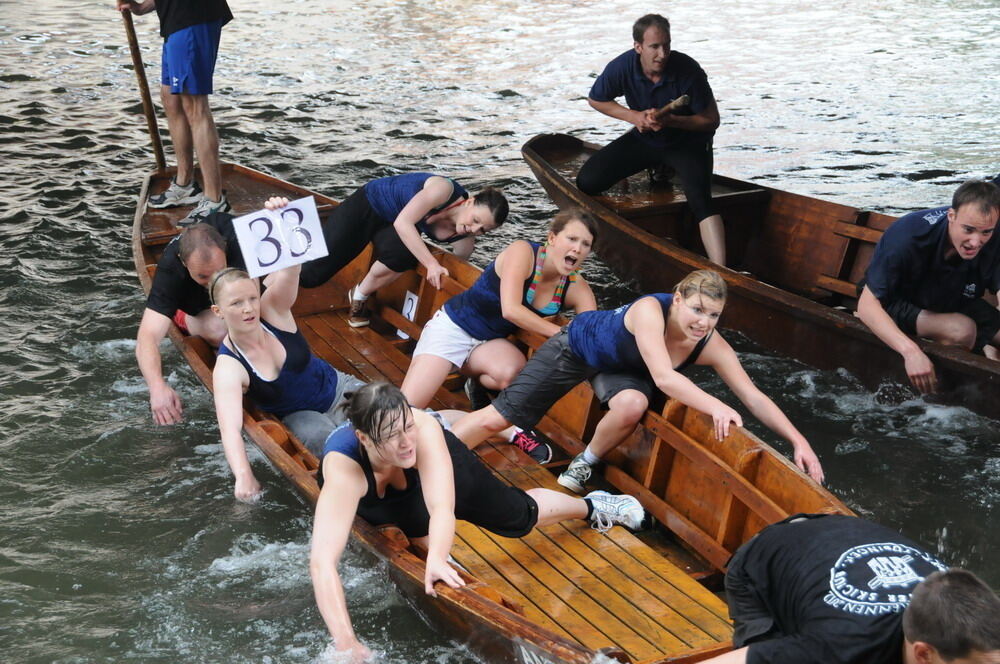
left=121, top=8, right=166, bottom=171
left=653, top=94, right=690, bottom=119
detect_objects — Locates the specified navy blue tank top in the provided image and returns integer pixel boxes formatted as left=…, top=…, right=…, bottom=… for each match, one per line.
left=567, top=294, right=711, bottom=373
left=363, top=173, right=469, bottom=241
left=443, top=242, right=574, bottom=340
left=218, top=319, right=338, bottom=418
left=321, top=422, right=422, bottom=508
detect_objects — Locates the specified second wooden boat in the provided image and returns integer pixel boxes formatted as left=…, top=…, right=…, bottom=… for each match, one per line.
left=133, top=164, right=853, bottom=664
left=522, top=133, right=1000, bottom=420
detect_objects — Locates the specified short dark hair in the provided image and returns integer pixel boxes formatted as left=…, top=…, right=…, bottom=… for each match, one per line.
left=178, top=223, right=227, bottom=263
left=951, top=179, right=1000, bottom=216
left=550, top=207, right=600, bottom=244
left=633, top=14, right=671, bottom=44
left=340, top=382, right=411, bottom=447
left=473, top=187, right=509, bottom=228
left=902, top=569, right=1000, bottom=660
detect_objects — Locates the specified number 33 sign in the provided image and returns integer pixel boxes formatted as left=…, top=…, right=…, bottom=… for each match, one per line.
left=232, top=196, right=329, bottom=278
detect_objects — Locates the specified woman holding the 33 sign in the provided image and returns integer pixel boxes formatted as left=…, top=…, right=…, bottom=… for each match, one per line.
left=209, top=197, right=366, bottom=502
left=298, top=173, right=509, bottom=328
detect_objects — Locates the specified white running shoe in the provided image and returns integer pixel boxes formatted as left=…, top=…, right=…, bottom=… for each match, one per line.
left=586, top=490, right=645, bottom=532
left=148, top=178, right=203, bottom=209
left=180, top=193, right=232, bottom=226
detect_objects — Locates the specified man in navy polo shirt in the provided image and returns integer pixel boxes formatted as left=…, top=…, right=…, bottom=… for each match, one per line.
left=857, top=179, right=1000, bottom=393
left=117, top=0, right=233, bottom=224
left=577, top=14, right=726, bottom=265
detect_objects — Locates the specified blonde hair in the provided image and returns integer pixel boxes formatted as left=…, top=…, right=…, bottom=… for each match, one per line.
left=673, top=269, right=727, bottom=302
left=208, top=267, right=253, bottom=306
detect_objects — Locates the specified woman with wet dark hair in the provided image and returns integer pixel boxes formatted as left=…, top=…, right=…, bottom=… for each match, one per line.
left=309, top=381, right=645, bottom=660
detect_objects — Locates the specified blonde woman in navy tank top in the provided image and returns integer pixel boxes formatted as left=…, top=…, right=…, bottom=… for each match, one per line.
left=452, top=270, right=825, bottom=490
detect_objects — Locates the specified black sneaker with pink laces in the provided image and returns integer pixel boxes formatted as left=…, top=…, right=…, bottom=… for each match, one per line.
left=510, top=429, right=553, bottom=464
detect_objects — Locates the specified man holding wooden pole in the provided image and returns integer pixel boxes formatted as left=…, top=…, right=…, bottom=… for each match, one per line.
left=577, top=14, right=727, bottom=265
left=117, top=0, right=232, bottom=225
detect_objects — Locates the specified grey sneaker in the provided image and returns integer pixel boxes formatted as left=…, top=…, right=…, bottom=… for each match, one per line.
left=557, top=453, right=593, bottom=494
left=149, top=178, right=203, bottom=209
left=180, top=193, right=231, bottom=226
left=586, top=490, right=645, bottom=532
left=347, top=287, right=371, bottom=328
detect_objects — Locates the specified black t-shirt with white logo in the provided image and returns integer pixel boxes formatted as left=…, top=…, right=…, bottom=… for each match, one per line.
left=732, top=514, right=947, bottom=664
left=145, top=212, right=243, bottom=319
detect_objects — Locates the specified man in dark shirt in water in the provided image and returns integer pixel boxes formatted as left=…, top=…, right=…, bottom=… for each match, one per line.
left=700, top=514, right=1000, bottom=664
left=857, top=179, right=1000, bottom=393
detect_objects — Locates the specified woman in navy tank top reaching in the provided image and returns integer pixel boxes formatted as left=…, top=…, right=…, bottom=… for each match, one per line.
left=452, top=269, right=825, bottom=491
left=298, top=173, right=509, bottom=328
left=209, top=199, right=365, bottom=502
left=309, top=382, right=646, bottom=660
left=399, top=208, right=599, bottom=460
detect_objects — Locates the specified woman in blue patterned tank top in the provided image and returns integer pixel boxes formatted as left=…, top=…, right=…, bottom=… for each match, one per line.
left=399, top=209, right=598, bottom=413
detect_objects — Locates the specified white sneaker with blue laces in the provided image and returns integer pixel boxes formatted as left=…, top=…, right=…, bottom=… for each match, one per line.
left=586, top=490, right=645, bottom=532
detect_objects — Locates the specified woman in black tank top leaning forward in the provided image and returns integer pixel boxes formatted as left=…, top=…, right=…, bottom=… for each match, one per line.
left=399, top=208, right=600, bottom=462
left=451, top=269, right=825, bottom=493
left=310, top=382, right=646, bottom=661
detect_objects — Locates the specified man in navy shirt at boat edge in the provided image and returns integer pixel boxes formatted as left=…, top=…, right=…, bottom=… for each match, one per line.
left=857, top=179, right=1000, bottom=394
left=577, top=14, right=727, bottom=266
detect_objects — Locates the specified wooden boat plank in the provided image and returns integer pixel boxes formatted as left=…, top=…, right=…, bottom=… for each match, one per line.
left=455, top=523, right=626, bottom=653
left=449, top=535, right=571, bottom=639
left=478, top=443, right=732, bottom=642
left=477, top=526, right=664, bottom=660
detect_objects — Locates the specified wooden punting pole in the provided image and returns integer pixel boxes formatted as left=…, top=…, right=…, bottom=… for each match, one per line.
left=120, top=8, right=166, bottom=171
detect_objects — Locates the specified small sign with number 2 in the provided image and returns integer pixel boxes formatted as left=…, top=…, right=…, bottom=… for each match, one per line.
left=232, top=196, right=328, bottom=278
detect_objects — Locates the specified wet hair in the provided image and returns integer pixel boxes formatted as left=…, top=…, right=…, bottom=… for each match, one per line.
left=178, top=223, right=227, bottom=264
left=674, top=269, right=727, bottom=302
left=208, top=267, right=252, bottom=306
left=340, top=382, right=411, bottom=447
left=633, top=14, right=671, bottom=44
left=550, top=207, right=600, bottom=244
left=902, top=569, right=1000, bottom=660
left=951, top=179, right=1000, bottom=216
left=473, top=187, right=509, bottom=228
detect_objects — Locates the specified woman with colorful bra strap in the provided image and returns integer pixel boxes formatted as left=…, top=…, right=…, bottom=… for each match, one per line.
left=400, top=208, right=599, bottom=462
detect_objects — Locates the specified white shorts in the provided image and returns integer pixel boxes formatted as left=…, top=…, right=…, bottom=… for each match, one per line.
left=412, top=309, right=485, bottom=369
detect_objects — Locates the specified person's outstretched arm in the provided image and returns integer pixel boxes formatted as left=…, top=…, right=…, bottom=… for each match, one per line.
left=310, top=454, right=371, bottom=662
left=706, top=335, right=824, bottom=483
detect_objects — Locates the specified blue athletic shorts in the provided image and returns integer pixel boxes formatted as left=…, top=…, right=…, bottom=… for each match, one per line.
left=161, top=20, right=223, bottom=95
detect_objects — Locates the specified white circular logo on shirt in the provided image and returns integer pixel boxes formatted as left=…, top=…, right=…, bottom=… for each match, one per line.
left=823, top=542, right=946, bottom=616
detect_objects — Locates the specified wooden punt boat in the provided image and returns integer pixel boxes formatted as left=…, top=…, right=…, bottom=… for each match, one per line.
left=522, top=133, right=1000, bottom=420
left=132, top=165, right=853, bottom=664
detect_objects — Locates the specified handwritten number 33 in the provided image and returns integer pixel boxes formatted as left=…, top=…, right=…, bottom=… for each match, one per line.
left=250, top=207, right=312, bottom=267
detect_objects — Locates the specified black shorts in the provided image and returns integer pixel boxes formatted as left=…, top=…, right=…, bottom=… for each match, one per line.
left=492, top=329, right=596, bottom=431
left=884, top=297, right=1000, bottom=353
left=493, top=329, right=654, bottom=430
left=576, top=130, right=716, bottom=222
left=357, top=430, right=539, bottom=539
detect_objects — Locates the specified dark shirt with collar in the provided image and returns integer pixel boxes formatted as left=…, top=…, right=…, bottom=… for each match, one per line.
left=589, top=49, right=715, bottom=149
left=864, top=206, right=1000, bottom=313
left=145, top=212, right=245, bottom=319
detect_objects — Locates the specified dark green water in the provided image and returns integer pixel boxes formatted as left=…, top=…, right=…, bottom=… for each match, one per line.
left=0, top=0, right=996, bottom=661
